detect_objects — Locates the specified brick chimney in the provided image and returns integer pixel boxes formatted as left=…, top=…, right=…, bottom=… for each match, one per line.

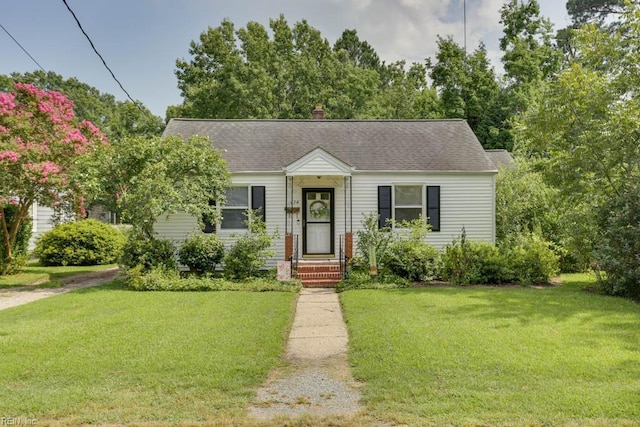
left=312, top=105, right=325, bottom=119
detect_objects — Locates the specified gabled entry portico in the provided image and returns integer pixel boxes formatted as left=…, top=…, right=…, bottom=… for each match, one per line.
left=283, top=147, right=354, bottom=263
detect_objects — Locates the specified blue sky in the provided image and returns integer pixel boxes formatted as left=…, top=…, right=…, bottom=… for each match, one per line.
left=0, top=0, right=569, bottom=118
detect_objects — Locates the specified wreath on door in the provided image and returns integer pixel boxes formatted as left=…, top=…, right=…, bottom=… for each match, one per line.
left=309, top=200, right=329, bottom=219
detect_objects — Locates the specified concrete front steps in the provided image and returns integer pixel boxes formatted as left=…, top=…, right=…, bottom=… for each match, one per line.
left=295, top=260, right=342, bottom=288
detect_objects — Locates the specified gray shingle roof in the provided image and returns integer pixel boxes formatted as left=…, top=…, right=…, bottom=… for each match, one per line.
left=485, top=149, right=515, bottom=169
left=163, top=119, right=497, bottom=173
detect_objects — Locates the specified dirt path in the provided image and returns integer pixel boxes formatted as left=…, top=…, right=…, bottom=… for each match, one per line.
left=248, top=288, right=364, bottom=422
left=0, top=268, right=120, bottom=311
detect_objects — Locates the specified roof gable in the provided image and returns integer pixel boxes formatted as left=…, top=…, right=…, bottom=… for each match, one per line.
left=163, top=119, right=498, bottom=174
left=284, top=147, right=353, bottom=176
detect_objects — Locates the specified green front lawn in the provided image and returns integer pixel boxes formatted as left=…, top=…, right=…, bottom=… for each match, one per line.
left=0, top=281, right=296, bottom=424
left=341, top=274, right=640, bottom=426
left=0, top=262, right=117, bottom=289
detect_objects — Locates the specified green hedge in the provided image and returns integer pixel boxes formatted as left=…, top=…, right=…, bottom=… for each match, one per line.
left=34, top=219, right=124, bottom=266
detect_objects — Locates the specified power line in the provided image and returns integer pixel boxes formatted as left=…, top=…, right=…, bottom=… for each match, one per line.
left=61, top=0, right=147, bottom=114
left=0, top=22, right=46, bottom=72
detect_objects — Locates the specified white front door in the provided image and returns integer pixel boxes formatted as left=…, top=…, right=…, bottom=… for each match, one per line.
left=303, top=189, right=333, bottom=255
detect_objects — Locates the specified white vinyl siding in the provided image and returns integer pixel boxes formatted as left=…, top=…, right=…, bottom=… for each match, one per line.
left=153, top=174, right=286, bottom=268
left=351, top=172, right=495, bottom=250
left=153, top=171, right=496, bottom=267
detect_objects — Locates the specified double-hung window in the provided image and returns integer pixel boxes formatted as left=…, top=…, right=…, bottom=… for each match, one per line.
left=378, top=184, right=440, bottom=231
left=220, top=186, right=266, bottom=230
left=221, top=187, right=249, bottom=229
left=394, top=185, right=423, bottom=222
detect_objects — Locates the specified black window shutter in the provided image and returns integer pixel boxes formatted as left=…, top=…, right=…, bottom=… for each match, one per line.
left=426, top=186, right=440, bottom=232
left=202, top=199, right=216, bottom=234
left=378, top=186, right=392, bottom=229
left=251, top=186, right=266, bottom=222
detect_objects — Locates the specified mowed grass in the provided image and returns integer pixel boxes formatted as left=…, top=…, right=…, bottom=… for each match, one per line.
left=341, top=274, right=640, bottom=426
left=0, top=281, right=297, bottom=424
left=0, top=262, right=116, bottom=289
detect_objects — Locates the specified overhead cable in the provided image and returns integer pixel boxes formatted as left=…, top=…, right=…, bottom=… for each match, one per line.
left=0, top=22, right=46, bottom=72
left=61, top=0, right=149, bottom=115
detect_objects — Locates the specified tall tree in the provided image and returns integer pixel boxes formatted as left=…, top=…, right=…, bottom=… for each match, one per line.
left=171, top=15, right=439, bottom=120
left=96, top=135, right=230, bottom=238
left=428, top=37, right=506, bottom=147
left=0, top=83, right=106, bottom=273
left=514, top=4, right=640, bottom=278
left=567, top=0, right=626, bottom=26
left=333, top=29, right=382, bottom=71
left=500, top=0, right=561, bottom=89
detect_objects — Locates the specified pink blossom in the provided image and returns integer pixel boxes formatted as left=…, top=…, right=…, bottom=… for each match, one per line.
left=38, top=101, right=54, bottom=114
left=10, top=199, right=18, bottom=206
left=0, top=92, right=16, bottom=114
left=41, top=161, right=60, bottom=176
left=0, top=151, right=21, bottom=162
left=63, top=128, right=88, bottom=146
left=0, top=125, right=7, bottom=133
left=13, top=82, right=38, bottom=95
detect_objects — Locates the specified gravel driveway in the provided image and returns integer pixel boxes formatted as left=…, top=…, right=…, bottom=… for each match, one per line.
left=0, top=268, right=120, bottom=311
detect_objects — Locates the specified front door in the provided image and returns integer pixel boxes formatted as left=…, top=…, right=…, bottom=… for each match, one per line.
left=302, top=188, right=334, bottom=256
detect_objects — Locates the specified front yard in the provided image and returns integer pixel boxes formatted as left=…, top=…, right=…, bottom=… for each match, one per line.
left=0, top=281, right=296, bottom=424
left=341, top=274, right=640, bottom=426
left=1, top=272, right=639, bottom=425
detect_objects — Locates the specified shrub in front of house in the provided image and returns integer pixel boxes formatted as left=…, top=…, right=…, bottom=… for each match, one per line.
left=178, top=233, right=224, bottom=275
left=224, top=232, right=273, bottom=279
left=441, top=236, right=509, bottom=285
left=0, top=205, right=32, bottom=274
left=120, top=231, right=176, bottom=272
left=223, top=211, right=275, bottom=280
left=385, top=239, right=440, bottom=282
left=34, top=219, right=124, bottom=266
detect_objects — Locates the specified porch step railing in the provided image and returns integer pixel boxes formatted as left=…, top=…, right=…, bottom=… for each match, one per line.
left=339, top=234, right=350, bottom=280
left=289, top=234, right=299, bottom=275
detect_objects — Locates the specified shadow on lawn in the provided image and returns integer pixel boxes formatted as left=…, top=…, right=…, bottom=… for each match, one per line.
left=392, top=282, right=640, bottom=350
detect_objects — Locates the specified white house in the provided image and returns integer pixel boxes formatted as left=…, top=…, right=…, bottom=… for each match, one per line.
left=155, top=112, right=498, bottom=279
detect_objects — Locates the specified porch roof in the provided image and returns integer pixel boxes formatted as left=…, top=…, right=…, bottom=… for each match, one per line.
left=163, top=119, right=498, bottom=173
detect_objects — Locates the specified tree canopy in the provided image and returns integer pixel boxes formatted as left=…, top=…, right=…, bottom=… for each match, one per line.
left=170, top=15, right=440, bottom=121
left=0, top=71, right=165, bottom=140
left=514, top=3, right=640, bottom=288
left=0, top=83, right=106, bottom=273
left=96, top=134, right=230, bottom=238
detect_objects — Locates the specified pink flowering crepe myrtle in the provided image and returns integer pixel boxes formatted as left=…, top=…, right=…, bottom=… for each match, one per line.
left=0, top=82, right=108, bottom=273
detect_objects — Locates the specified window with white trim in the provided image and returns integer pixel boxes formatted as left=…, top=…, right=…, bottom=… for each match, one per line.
left=394, top=185, right=423, bottom=223
left=378, top=184, right=440, bottom=231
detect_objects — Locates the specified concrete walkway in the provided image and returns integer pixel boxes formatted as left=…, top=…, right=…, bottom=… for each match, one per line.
left=248, top=288, right=363, bottom=421
left=286, top=288, right=349, bottom=360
